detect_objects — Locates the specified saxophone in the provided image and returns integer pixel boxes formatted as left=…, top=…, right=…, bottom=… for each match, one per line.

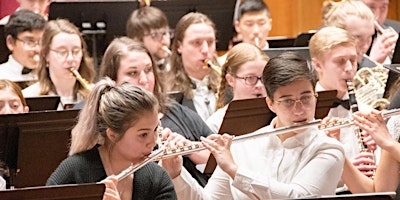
left=69, top=68, right=93, bottom=92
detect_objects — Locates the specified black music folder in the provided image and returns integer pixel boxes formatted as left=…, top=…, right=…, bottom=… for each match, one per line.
left=0, top=183, right=105, bottom=200
left=315, top=90, right=338, bottom=119
left=25, top=96, right=60, bottom=112
left=0, top=109, right=79, bottom=188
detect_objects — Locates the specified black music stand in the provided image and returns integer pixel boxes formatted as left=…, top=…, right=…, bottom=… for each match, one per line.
left=0, top=110, right=80, bottom=188
left=293, top=31, right=316, bottom=47
left=25, top=96, right=60, bottom=112
left=315, top=90, right=338, bottom=119
left=263, top=47, right=311, bottom=61
left=204, top=98, right=275, bottom=174
left=0, top=183, right=105, bottom=200
left=150, top=0, right=236, bottom=51
left=48, top=1, right=139, bottom=68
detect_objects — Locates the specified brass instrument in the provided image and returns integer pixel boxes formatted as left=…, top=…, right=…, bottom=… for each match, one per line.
left=254, top=37, right=260, bottom=48
left=70, top=68, right=94, bottom=91
left=203, top=59, right=221, bottom=75
left=353, top=55, right=389, bottom=110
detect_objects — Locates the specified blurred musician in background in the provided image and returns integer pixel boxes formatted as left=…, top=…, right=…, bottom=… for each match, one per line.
left=165, top=12, right=220, bottom=121
left=47, top=78, right=178, bottom=200
left=99, top=37, right=213, bottom=187
left=323, top=0, right=378, bottom=67
left=206, top=43, right=268, bottom=133
left=362, top=0, right=400, bottom=65
left=234, top=0, right=271, bottom=50
left=161, top=52, right=345, bottom=199
left=126, top=6, right=172, bottom=81
left=0, top=79, right=29, bottom=114
left=0, top=10, right=46, bottom=83
left=0, top=0, right=51, bottom=25
left=22, top=19, right=95, bottom=109
left=310, top=26, right=376, bottom=193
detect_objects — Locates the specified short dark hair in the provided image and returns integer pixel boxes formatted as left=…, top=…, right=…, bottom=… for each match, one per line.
left=237, top=0, right=270, bottom=20
left=5, top=10, right=46, bottom=39
left=126, top=6, right=169, bottom=40
left=262, top=51, right=316, bottom=100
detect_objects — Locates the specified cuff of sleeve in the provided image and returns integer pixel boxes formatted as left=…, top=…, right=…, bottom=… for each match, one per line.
left=232, top=167, right=255, bottom=193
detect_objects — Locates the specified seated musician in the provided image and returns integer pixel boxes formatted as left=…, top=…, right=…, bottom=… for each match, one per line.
left=310, top=26, right=376, bottom=193
left=22, top=19, right=95, bottom=109
left=0, top=10, right=46, bottom=83
left=98, top=37, right=213, bottom=187
left=165, top=12, right=220, bottom=121
left=161, top=52, right=345, bottom=199
left=0, top=79, right=30, bottom=189
left=206, top=43, right=269, bottom=133
left=0, top=79, right=29, bottom=114
left=47, top=78, right=181, bottom=199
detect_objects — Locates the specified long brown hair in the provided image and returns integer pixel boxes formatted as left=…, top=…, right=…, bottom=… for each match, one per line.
left=38, top=19, right=95, bottom=99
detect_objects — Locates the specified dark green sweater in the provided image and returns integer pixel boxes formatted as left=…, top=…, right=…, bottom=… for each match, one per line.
left=46, top=146, right=177, bottom=200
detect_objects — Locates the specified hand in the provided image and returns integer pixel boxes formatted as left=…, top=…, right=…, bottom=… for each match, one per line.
left=101, top=175, right=121, bottom=200
left=350, top=152, right=376, bottom=178
left=201, top=134, right=237, bottom=179
left=159, top=155, right=183, bottom=179
left=353, top=110, right=394, bottom=149
left=321, top=117, right=341, bottom=140
left=370, top=29, right=399, bottom=63
left=160, top=127, right=191, bottom=149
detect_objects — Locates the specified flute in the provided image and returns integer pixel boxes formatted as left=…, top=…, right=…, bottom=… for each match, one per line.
left=155, top=108, right=400, bottom=160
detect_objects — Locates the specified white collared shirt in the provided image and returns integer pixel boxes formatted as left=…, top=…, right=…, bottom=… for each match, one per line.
left=0, top=55, right=37, bottom=82
left=190, top=75, right=216, bottom=121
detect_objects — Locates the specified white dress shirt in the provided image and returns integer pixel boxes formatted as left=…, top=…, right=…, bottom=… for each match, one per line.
left=0, top=55, right=37, bottom=82
left=173, top=117, right=345, bottom=199
left=191, top=75, right=216, bottom=121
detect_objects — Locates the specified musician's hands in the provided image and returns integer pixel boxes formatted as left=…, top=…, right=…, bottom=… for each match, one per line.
left=353, top=110, right=393, bottom=150
left=159, top=127, right=191, bottom=148
left=201, top=134, right=237, bottom=179
left=101, top=175, right=121, bottom=200
left=321, top=117, right=341, bottom=140
left=350, top=152, right=376, bottom=178
left=370, top=28, right=398, bottom=63
left=159, top=155, right=183, bottom=179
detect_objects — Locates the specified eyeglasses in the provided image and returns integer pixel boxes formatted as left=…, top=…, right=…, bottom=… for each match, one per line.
left=234, top=75, right=263, bottom=86
left=275, top=94, right=318, bottom=108
left=144, top=29, right=173, bottom=41
left=50, top=48, right=82, bottom=60
left=15, top=38, right=40, bottom=49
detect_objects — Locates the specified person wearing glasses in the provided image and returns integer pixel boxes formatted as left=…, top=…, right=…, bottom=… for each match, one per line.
left=161, top=51, right=345, bottom=199
left=126, top=6, right=172, bottom=81
left=0, top=10, right=46, bottom=83
left=165, top=12, right=220, bottom=121
left=206, top=43, right=269, bottom=133
left=23, top=19, right=95, bottom=109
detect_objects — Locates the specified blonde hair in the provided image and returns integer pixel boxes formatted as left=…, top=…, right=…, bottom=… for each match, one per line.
left=69, top=77, right=159, bottom=155
left=323, top=0, right=375, bottom=29
left=0, top=79, right=27, bottom=106
left=309, top=26, right=356, bottom=60
left=216, top=43, right=269, bottom=109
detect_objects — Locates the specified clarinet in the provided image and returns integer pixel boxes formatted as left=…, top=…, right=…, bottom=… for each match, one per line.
left=347, top=80, right=375, bottom=177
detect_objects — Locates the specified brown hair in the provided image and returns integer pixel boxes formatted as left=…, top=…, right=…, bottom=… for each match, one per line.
left=38, top=19, right=95, bottom=99
left=166, top=12, right=220, bottom=98
left=0, top=79, right=27, bottom=106
left=126, top=6, right=169, bottom=40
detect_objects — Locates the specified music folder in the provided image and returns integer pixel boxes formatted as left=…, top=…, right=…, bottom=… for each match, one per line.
left=25, top=96, right=60, bottom=112
left=0, top=183, right=105, bottom=200
left=203, top=91, right=338, bottom=174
